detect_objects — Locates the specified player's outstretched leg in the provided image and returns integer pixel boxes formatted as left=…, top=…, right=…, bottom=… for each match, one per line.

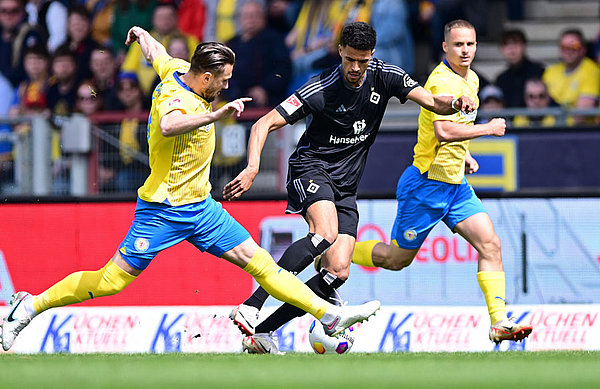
left=231, top=233, right=332, bottom=335
left=239, top=247, right=380, bottom=337
left=1, top=259, right=136, bottom=351
left=1, top=292, right=35, bottom=351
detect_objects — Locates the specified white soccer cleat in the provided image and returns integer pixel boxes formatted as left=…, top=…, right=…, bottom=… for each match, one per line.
left=2, top=292, right=33, bottom=351
left=324, top=300, right=381, bottom=336
left=489, top=316, right=533, bottom=344
left=229, top=304, right=259, bottom=336
left=242, top=333, right=285, bottom=355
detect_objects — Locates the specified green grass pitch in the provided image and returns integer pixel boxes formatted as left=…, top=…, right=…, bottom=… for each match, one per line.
left=1, top=351, right=599, bottom=389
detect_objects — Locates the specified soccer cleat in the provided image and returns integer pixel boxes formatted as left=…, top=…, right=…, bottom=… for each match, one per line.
left=229, top=304, right=259, bottom=336
left=324, top=300, right=381, bottom=336
left=489, top=316, right=533, bottom=344
left=1, top=292, right=33, bottom=351
left=242, top=333, right=285, bottom=355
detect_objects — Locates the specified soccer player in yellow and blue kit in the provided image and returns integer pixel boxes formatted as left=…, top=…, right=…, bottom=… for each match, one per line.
left=0, top=26, right=380, bottom=352
left=351, top=20, right=533, bottom=344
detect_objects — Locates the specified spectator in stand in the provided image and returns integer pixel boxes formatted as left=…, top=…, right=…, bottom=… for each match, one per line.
left=371, top=0, right=414, bottom=74
left=224, top=0, right=291, bottom=107
left=266, top=0, right=302, bottom=36
left=203, top=0, right=252, bottom=42
left=513, top=78, right=556, bottom=128
left=9, top=44, right=49, bottom=117
left=476, top=85, right=505, bottom=124
left=46, top=44, right=78, bottom=194
left=121, top=0, right=198, bottom=94
left=111, top=0, right=156, bottom=57
left=71, top=0, right=115, bottom=46
left=25, top=0, right=66, bottom=52
left=98, top=72, right=149, bottom=193
left=47, top=44, right=79, bottom=121
left=90, top=46, right=121, bottom=110
left=0, top=72, right=15, bottom=194
left=176, top=0, right=206, bottom=42
left=495, top=29, right=545, bottom=108
left=0, top=0, right=45, bottom=86
left=285, top=0, right=372, bottom=92
left=74, top=79, right=102, bottom=115
left=66, top=5, right=101, bottom=82
left=543, top=29, right=600, bottom=124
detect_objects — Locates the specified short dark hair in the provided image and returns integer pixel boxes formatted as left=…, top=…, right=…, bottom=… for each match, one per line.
left=92, top=45, right=115, bottom=57
left=189, top=41, right=235, bottom=74
left=52, top=44, right=76, bottom=62
left=24, top=44, right=49, bottom=59
left=340, top=22, right=376, bottom=51
left=444, top=19, right=475, bottom=41
left=68, top=4, right=90, bottom=20
left=560, top=28, right=585, bottom=45
left=500, top=29, right=526, bottom=45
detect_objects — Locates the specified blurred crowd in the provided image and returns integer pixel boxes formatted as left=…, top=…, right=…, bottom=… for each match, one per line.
left=0, top=0, right=599, bottom=195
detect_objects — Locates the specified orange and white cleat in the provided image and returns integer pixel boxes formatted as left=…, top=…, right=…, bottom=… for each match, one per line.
left=489, top=317, right=533, bottom=344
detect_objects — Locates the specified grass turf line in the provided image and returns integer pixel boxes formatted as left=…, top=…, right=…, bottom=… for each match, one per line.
left=1, top=351, right=599, bottom=389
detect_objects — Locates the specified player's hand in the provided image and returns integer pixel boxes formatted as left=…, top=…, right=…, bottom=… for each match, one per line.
left=218, top=97, right=253, bottom=119
left=455, top=96, right=476, bottom=113
left=487, top=118, right=506, bottom=137
left=465, top=152, right=479, bottom=174
left=223, top=167, right=258, bottom=201
left=125, top=26, right=145, bottom=46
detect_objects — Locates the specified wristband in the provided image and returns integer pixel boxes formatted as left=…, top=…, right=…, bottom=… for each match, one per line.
left=451, top=98, right=459, bottom=111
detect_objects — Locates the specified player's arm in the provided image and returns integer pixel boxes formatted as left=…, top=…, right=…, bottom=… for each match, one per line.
left=433, top=118, right=506, bottom=142
left=160, top=98, right=252, bottom=137
left=125, top=26, right=167, bottom=64
left=407, top=86, right=475, bottom=114
left=223, top=109, right=287, bottom=200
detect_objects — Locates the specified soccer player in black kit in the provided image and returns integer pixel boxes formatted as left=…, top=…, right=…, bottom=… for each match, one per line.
left=223, top=22, right=475, bottom=354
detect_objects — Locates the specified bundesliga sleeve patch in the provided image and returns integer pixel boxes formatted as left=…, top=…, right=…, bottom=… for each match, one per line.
left=167, top=98, right=184, bottom=109
left=280, top=94, right=303, bottom=115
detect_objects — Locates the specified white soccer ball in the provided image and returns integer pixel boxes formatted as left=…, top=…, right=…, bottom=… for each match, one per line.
left=308, top=320, right=354, bottom=354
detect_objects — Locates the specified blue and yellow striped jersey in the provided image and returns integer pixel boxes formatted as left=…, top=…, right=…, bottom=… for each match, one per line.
left=413, top=60, right=479, bottom=184
left=137, top=55, right=216, bottom=206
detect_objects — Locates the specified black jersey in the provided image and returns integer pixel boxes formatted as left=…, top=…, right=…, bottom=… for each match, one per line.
left=276, top=58, right=419, bottom=193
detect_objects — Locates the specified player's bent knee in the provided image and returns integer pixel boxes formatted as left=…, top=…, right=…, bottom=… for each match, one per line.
left=94, top=261, right=137, bottom=297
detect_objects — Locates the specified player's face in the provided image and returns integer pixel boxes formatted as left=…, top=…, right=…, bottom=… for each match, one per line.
left=203, top=63, right=233, bottom=102
left=339, top=45, right=373, bottom=87
left=443, top=27, right=477, bottom=72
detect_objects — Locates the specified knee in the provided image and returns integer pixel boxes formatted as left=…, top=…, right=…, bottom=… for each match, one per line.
left=481, top=234, right=502, bottom=259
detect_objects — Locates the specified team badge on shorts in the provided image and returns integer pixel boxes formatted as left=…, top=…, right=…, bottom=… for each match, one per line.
left=307, top=181, right=320, bottom=193
left=404, top=230, right=417, bottom=241
left=134, top=238, right=150, bottom=252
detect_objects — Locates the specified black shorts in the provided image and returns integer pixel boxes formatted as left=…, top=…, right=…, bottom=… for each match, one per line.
left=285, top=171, right=359, bottom=238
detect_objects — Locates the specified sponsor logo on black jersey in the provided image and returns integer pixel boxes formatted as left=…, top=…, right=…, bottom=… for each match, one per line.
left=353, top=120, right=367, bottom=134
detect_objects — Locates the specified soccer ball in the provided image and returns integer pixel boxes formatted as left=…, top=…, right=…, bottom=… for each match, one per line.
left=308, top=320, right=354, bottom=354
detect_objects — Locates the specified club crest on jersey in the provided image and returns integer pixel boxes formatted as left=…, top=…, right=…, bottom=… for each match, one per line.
left=281, top=94, right=303, bottom=115
left=134, top=238, right=149, bottom=252
left=404, top=230, right=417, bottom=241
left=353, top=119, right=367, bottom=134
left=403, top=74, right=417, bottom=88
left=369, top=91, right=380, bottom=104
